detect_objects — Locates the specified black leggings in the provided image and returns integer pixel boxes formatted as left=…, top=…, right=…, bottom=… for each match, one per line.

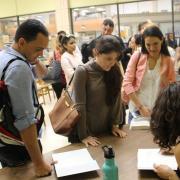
left=52, top=82, right=66, bottom=99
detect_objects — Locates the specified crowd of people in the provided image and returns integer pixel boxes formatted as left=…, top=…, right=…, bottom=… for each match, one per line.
left=0, top=18, right=179, bottom=179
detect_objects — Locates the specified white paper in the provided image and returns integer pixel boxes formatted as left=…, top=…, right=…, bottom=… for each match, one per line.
left=52, top=148, right=100, bottom=177
left=130, top=117, right=150, bottom=130
left=137, top=149, right=177, bottom=170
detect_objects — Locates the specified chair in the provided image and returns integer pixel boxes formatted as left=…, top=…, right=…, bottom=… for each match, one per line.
left=36, top=80, right=51, bottom=105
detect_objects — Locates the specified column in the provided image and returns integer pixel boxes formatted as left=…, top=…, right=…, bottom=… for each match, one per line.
left=55, top=0, right=71, bottom=34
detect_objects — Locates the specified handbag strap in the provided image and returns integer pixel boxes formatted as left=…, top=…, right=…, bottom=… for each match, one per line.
left=68, top=73, right=74, bottom=87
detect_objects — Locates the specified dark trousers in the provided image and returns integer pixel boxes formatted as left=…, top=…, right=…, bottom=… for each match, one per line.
left=52, top=82, right=66, bottom=99
left=0, top=140, right=42, bottom=167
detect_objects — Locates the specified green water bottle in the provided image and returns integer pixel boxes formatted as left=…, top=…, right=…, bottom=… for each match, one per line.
left=102, top=145, right=119, bottom=180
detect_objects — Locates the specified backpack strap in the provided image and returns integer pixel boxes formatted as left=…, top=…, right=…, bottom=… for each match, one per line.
left=1, top=57, right=29, bottom=80
left=1, top=57, right=41, bottom=108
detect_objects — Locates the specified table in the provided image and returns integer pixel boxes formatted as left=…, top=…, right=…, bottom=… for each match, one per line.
left=0, top=127, right=160, bottom=180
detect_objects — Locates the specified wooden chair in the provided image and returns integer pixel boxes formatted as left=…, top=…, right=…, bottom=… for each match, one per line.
left=36, top=80, right=51, bottom=105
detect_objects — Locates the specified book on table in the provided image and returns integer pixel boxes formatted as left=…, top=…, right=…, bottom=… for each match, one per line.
left=137, top=148, right=177, bottom=170
left=129, top=116, right=150, bottom=130
left=52, top=148, right=100, bottom=177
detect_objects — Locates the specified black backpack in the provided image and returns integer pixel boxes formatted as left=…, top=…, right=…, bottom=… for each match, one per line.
left=0, top=57, right=44, bottom=167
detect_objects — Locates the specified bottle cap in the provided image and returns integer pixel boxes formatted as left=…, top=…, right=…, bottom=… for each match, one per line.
left=102, top=145, right=115, bottom=159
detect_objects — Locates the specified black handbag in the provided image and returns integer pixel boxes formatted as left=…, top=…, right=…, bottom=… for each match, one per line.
left=43, top=58, right=62, bottom=84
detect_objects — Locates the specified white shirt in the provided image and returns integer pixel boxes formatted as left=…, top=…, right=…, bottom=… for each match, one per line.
left=61, top=50, right=82, bottom=84
left=129, top=56, right=161, bottom=114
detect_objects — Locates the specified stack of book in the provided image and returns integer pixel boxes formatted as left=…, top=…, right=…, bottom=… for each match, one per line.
left=129, top=116, right=150, bottom=130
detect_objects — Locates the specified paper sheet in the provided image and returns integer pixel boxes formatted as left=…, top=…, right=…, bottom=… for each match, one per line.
left=137, top=149, right=177, bottom=170
left=130, top=117, right=150, bottom=130
left=52, top=148, right=100, bottom=177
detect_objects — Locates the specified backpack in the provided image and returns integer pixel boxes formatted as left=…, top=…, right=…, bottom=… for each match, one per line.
left=0, top=57, right=44, bottom=167
left=43, top=58, right=62, bottom=84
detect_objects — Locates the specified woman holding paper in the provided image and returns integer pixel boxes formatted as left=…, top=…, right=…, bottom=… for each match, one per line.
left=69, top=35, right=127, bottom=146
left=150, top=82, right=180, bottom=180
left=122, top=25, right=175, bottom=122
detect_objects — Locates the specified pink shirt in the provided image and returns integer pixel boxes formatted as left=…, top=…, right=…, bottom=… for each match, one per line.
left=122, top=52, right=176, bottom=103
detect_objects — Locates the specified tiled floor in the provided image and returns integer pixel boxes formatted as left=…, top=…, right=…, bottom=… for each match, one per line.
left=39, top=91, right=70, bottom=154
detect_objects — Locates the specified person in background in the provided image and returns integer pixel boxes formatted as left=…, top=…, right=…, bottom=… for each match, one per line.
left=69, top=35, right=127, bottom=147
left=122, top=25, right=175, bottom=122
left=175, top=46, right=180, bottom=81
left=45, top=32, right=66, bottom=99
left=81, top=41, right=96, bottom=64
left=61, top=34, right=82, bottom=84
left=150, top=82, right=180, bottom=180
left=167, top=33, right=177, bottom=49
left=81, top=18, right=125, bottom=63
left=0, top=19, right=52, bottom=177
left=137, top=20, right=154, bottom=49
left=57, top=30, right=66, bottom=37
left=121, top=34, right=142, bottom=71
left=138, top=20, right=153, bottom=35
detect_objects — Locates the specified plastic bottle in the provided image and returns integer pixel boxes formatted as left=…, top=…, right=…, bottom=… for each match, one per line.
left=102, top=145, right=119, bottom=180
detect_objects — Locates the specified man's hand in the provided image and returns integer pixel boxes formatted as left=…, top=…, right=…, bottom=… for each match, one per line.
left=20, top=124, right=52, bottom=177
left=35, top=160, right=52, bottom=177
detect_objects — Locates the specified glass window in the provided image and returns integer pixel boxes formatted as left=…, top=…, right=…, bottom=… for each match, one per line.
left=119, top=0, right=172, bottom=43
left=72, top=5, right=118, bottom=46
left=0, top=17, right=18, bottom=49
left=174, top=0, right=180, bottom=47
left=19, top=12, right=57, bottom=51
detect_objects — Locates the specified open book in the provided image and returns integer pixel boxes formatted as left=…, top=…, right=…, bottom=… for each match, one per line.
left=52, top=148, right=100, bottom=177
left=137, top=149, right=177, bottom=170
left=129, top=116, right=150, bottom=130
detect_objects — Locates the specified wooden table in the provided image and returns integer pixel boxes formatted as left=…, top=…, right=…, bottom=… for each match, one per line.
left=0, top=127, right=160, bottom=180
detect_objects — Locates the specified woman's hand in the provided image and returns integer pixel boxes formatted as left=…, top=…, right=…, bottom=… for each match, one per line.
left=160, top=147, right=174, bottom=155
left=139, top=106, right=151, bottom=117
left=82, top=136, right=101, bottom=147
left=153, top=164, right=178, bottom=179
left=112, top=126, right=127, bottom=138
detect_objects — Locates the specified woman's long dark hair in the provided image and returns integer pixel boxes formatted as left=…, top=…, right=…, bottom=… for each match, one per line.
left=150, top=82, right=180, bottom=149
left=104, top=64, right=122, bottom=106
left=60, top=35, right=75, bottom=51
left=141, top=25, right=170, bottom=56
left=81, top=40, right=96, bottom=63
left=95, top=35, right=123, bottom=106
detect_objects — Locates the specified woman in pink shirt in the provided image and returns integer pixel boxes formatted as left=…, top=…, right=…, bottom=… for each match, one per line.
left=122, top=25, right=175, bottom=122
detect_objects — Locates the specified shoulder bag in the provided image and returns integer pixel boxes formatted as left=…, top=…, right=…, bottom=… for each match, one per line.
left=49, top=74, right=80, bottom=136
